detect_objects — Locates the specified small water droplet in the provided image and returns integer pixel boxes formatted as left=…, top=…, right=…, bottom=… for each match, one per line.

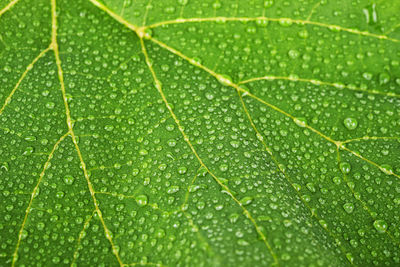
left=340, top=162, right=351, bottom=174
left=178, top=166, right=187, bottom=174
left=240, top=196, right=253, bottom=206
left=363, top=3, right=378, bottom=25
left=379, top=72, right=390, bottom=85
left=373, top=219, right=388, bottom=233
left=343, top=117, right=358, bottom=130
left=264, top=0, right=274, bottom=8
left=63, top=175, right=75, bottom=185
left=167, top=185, right=180, bottom=194
left=217, top=74, right=233, bottom=86
left=343, top=203, right=354, bottom=214
left=139, top=149, right=148, bottom=156
left=136, top=195, right=148, bottom=206
left=278, top=18, right=293, bottom=27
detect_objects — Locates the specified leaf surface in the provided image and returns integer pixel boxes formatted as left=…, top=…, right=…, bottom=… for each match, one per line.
left=1, top=0, right=400, bottom=266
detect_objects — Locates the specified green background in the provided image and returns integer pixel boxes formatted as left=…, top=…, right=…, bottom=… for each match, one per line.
left=0, top=0, right=399, bottom=266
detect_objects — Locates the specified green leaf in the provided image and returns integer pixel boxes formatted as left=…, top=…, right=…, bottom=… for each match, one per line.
left=1, top=0, right=400, bottom=266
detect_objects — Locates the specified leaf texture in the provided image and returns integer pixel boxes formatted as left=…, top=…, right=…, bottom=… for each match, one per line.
left=0, top=0, right=400, bottom=266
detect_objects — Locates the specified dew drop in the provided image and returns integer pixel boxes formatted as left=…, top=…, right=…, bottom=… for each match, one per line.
left=346, top=253, right=354, bottom=264
left=255, top=18, right=269, bottom=27
left=139, top=149, right=148, bottom=156
left=63, top=175, right=75, bottom=185
left=1, top=162, right=9, bottom=171
left=167, top=185, right=180, bottom=194
left=379, top=72, right=390, bottom=85
left=373, top=219, right=388, bottom=233
left=339, top=162, right=351, bottom=174
left=278, top=18, right=293, bottom=27
left=132, top=168, right=140, bottom=176
left=178, top=166, right=187, bottom=174
left=45, top=102, right=55, bottom=109
left=288, top=49, right=299, bottom=59
left=24, top=136, right=36, bottom=141
left=23, top=146, right=34, bottom=156
left=306, top=183, right=316, bottom=193
left=217, top=74, right=233, bottom=86
left=136, top=195, right=148, bottom=206
left=363, top=3, right=378, bottom=25
left=219, top=164, right=228, bottom=172
left=294, top=117, right=307, bottom=127
left=264, top=0, right=274, bottom=8
left=343, top=117, right=358, bottom=130
left=298, top=29, right=309, bottom=39
left=381, top=164, right=393, bottom=175
left=343, top=203, right=354, bottom=214
left=332, top=176, right=341, bottom=185
left=240, top=196, right=253, bottom=206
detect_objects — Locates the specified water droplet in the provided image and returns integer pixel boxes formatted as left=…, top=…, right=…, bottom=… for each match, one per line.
left=63, top=175, right=75, bottom=185
left=22, top=146, right=34, bottom=156
left=346, top=253, right=354, bottom=264
left=219, top=164, right=228, bottom=172
left=264, top=0, right=274, bottom=8
left=343, top=117, right=358, bottom=130
left=139, top=149, right=148, bottom=155
left=379, top=72, right=390, bottom=85
left=178, top=166, right=187, bottom=174
left=240, top=196, right=253, bottom=206
left=167, top=185, right=180, bottom=194
left=340, top=162, right=351, bottom=174
left=37, top=222, right=45, bottom=230
left=1, top=162, right=9, bottom=171
left=332, top=176, right=341, bottom=185
left=288, top=49, right=299, bottom=59
left=256, top=18, right=269, bottom=27
left=298, top=29, right=309, bottom=39
left=212, top=1, right=221, bottom=9
left=166, top=124, right=175, bottom=131
left=278, top=18, right=293, bottom=27
left=136, top=195, right=148, bottom=206
left=21, top=229, right=28, bottom=239
left=373, top=219, right=388, bottom=233
left=217, top=74, right=233, bottom=86
left=24, top=136, right=36, bottom=141
left=155, top=228, right=165, bottom=238
left=306, top=183, right=316, bottom=193
left=104, top=125, right=114, bottom=131
left=132, top=168, right=139, bottom=176
left=363, top=3, right=378, bottom=25
left=237, top=239, right=249, bottom=246
left=343, top=203, right=354, bottom=214
left=293, top=183, right=301, bottom=191
left=294, top=117, right=307, bottom=127
left=45, top=102, right=55, bottom=109
left=167, top=139, right=176, bottom=147
left=143, top=28, right=153, bottom=39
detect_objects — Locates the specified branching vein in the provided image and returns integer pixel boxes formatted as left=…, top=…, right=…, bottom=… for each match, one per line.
left=140, top=37, right=280, bottom=266
left=0, top=46, right=51, bottom=116
left=12, top=132, right=69, bottom=266
left=51, top=0, right=123, bottom=265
